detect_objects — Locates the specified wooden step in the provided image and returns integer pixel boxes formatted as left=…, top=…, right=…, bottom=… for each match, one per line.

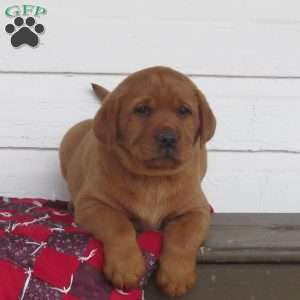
left=145, top=213, right=300, bottom=300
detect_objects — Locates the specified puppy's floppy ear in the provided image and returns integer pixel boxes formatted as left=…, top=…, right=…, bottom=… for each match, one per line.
left=91, top=83, right=110, bottom=102
left=196, top=89, right=216, bottom=147
left=93, top=94, right=120, bottom=147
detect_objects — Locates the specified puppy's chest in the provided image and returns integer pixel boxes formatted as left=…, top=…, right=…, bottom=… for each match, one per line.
left=128, top=180, right=177, bottom=231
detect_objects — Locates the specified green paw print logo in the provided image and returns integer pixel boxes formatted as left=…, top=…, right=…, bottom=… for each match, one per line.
left=4, top=4, right=47, bottom=48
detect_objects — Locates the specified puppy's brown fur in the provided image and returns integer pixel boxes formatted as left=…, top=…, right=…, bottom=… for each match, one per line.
left=59, top=66, right=216, bottom=297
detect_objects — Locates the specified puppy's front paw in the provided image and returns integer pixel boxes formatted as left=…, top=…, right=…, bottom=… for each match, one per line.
left=104, top=244, right=145, bottom=289
left=156, top=257, right=197, bottom=297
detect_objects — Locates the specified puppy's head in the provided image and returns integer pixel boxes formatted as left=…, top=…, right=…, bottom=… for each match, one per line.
left=93, top=66, right=216, bottom=175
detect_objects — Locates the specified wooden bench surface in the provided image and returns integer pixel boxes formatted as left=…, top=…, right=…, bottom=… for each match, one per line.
left=145, top=213, right=300, bottom=300
left=200, top=213, right=300, bottom=263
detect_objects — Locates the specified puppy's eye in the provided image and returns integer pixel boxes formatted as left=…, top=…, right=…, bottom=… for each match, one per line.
left=134, top=105, right=152, bottom=116
left=178, top=105, right=192, bottom=116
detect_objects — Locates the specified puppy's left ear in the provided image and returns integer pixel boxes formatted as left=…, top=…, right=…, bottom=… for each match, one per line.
left=91, top=83, right=110, bottom=102
left=196, top=89, right=216, bottom=147
left=93, top=94, right=120, bottom=147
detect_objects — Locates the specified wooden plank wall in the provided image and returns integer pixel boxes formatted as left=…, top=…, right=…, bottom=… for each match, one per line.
left=0, top=0, right=299, bottom=212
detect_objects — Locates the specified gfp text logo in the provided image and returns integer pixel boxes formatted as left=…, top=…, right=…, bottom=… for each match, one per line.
left=4, top=5, right=47, bottom=48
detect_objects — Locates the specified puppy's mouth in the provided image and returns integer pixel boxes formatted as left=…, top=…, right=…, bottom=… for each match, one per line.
left=144, top=148, right=181, bottom=169
left=161, top=147, right=176, bottom=159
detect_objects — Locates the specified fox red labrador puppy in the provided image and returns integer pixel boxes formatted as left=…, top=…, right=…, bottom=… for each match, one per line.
left=59, top=66, right=216, bottom=297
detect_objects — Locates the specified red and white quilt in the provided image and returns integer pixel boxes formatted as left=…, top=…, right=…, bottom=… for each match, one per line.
left=0, top=197, right=162, bottom=300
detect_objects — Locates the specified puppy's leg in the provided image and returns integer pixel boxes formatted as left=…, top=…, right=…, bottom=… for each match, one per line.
left=75, top=198, right=145, bottom=289
left=156, top=205, right=210, bottom=297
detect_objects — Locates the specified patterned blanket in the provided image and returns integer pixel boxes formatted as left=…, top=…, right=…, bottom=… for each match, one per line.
left=0, top=197, right=162, bottom=300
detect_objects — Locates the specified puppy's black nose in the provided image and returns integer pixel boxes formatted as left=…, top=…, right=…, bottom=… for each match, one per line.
left=156, top=131, right=177, bottom=148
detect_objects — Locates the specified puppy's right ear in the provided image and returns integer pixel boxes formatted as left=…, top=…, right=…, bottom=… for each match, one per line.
left=91, top=83, right=110, bottom=102
left=196, top=89, right=216, bottom=148
left=93, top=95, right=120, bottom=147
